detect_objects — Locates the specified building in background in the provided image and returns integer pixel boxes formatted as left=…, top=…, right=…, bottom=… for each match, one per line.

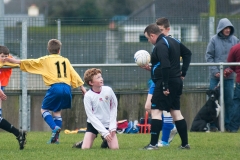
left=114, top=0, right=240, bottom=43
left=4, top=0, right=45, bottom=27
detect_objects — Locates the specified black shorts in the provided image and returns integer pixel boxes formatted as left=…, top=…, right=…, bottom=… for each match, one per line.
left=86, top=122, right=109, bottom=137
left=151, top=77, right=183, bottom=112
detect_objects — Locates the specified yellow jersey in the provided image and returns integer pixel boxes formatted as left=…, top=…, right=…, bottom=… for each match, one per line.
left=0, top=61, right=19, bottom=68
left=20, top=54, right=84, bottom=88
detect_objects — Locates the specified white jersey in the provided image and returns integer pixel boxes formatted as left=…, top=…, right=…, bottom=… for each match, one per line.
left=84, top=86, right=118, bottom=137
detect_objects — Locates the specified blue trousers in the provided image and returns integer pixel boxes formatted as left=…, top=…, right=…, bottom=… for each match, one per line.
left=209, top=78, right=234, bottom=127
left=227, top=83, right=240, bottom=131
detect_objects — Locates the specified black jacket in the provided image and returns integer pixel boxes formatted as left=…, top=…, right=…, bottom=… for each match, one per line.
left=151, top=34, right=191, bottom=88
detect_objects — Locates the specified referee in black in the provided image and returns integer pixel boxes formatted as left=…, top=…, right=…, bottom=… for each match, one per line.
left=142, top=24, right=192, bottom=150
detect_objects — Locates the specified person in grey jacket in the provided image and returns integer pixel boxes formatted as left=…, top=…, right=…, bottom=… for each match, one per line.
left=205, top=18, right=239, bottom=131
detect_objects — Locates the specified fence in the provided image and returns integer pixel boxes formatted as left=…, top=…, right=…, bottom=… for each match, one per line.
left=1, top=17, right=240, bottom=132
left=1, top=17, right=240, bottom=91
left=3, top=62, right=240, bottom=132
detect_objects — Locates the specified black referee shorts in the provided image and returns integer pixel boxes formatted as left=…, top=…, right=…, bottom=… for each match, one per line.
left=151, top=77, right=183, bottom=112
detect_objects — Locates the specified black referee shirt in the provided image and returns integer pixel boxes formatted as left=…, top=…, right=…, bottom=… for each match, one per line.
left=151, top=34, right=191, bottom=83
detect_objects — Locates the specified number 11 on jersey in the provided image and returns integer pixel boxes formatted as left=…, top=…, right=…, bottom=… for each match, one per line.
left=55, top=61, right=67, bottom=78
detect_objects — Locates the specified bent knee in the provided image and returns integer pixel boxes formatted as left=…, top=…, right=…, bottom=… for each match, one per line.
left=172, top=115, right=184, bottom=121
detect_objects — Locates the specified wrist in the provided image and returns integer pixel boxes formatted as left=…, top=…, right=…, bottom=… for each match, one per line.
left=162, top=82, right=168, bottom=91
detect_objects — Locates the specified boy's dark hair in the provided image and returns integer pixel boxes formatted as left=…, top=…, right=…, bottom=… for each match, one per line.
left=156, top=17, right=170, bottom=28
left=47, top=39, right=62, bottom=54
left=84, top=68, right=102, bottom=86
left=0, top=46, right=10, bottom=55
left=144, top=24, right=161, bottom=36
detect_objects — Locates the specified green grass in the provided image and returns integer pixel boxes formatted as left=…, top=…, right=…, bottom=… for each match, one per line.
left=0, top=131, right=240, bottom=160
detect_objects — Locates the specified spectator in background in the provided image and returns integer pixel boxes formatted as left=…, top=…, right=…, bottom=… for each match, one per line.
left=205, top=18, right=239, bottom=131
left=226, top=43, right=240, bottom=132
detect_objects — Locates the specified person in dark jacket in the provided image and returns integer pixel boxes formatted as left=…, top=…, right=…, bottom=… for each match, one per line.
left=142, top=24, right=191, bottom=150
left=226, top=43, right=240, bottom=132
left=205, top=18, right=239, bottom=131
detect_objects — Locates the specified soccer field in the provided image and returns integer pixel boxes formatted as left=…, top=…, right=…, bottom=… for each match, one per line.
left=0, top=131, right=239, bottom=160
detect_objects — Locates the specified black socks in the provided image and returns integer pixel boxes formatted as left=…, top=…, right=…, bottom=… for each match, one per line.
left=175, top=119, right=188, bottom=146
left=0, top=118, right=20, bottom=137
left=150, top=119, right=162, bottom=146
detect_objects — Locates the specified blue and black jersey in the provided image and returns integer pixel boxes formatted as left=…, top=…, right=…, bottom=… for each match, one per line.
left=151, top=34, right=191, bottom=84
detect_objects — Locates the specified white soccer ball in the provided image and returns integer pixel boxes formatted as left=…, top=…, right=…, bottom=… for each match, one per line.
left=134, top=50, right=150, bottom=66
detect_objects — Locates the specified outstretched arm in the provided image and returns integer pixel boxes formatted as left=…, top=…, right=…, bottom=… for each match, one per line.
left=4, top=57, right=21, bottom=64
left=80, top=85, right=87, bottom=95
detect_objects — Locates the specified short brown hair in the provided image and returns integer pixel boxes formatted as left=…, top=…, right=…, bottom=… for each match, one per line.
left=144, top=23, right=161, bottom=36
left=84, top=68, right=102, bottom=86
left=156, top=17, right=170, bottom=28
left=0, top=46, right=10, bottom=55
left=47, top=39, right=62, bottom=54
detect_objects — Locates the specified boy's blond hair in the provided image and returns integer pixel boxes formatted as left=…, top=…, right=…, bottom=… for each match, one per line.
left=47, top=39, right=62, bottom=54
left=84, top=68, right=102, bottom=86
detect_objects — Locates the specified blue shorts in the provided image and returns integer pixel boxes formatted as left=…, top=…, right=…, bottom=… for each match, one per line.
left=1, top=86, right=5, bottom=91
left=42, top=83, right=72, bottom=112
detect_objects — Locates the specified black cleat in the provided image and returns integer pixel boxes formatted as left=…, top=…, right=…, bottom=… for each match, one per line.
left=72, top=140, right=83, bottom=148
left=101, top=136, right=109, bottom=148
left=16, top=129, right=27, bottom=150
left=179, top=144, right=190, bottom=149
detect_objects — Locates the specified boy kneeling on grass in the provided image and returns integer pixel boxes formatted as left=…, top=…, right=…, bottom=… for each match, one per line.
left=72, top=68, right=119, bottom=149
